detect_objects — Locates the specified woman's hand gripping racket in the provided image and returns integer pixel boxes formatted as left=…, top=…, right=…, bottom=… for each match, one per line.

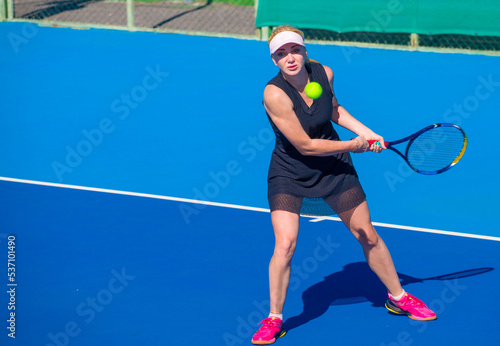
left=369, top=123, right=467, bottom=175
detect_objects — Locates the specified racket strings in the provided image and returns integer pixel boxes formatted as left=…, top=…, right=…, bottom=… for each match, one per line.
left=406, top=126, right=466, bottom=173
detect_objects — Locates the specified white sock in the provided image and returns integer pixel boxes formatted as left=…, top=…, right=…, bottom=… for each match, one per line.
left=268, top=313, right=283, bottom=320
left=389, top=289, right=405, bottom=301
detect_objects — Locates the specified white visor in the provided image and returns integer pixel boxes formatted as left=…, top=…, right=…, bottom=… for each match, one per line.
left=269, top=31, right=305, bottom=55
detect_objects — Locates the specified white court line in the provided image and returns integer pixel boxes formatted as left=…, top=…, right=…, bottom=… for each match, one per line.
left=2, top=176, right=500, bottom=242
left=0, top=176, right=270, bottom=212
left=310, top=216, right=500, bottom=242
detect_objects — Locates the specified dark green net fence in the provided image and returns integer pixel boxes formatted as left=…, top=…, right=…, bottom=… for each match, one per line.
left=300, top=30, right=500, bottom=52
left=257, top=0, right=500, bottom=53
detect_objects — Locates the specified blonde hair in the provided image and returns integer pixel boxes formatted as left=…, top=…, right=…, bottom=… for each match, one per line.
left=267, top=25, right=305, bottom=46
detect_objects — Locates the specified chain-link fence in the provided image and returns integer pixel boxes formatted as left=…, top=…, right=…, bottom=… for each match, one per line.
left=301, top=29, right=500, bottom=53
left=13, top=0, right=127, bottom=27
left=134, top=0, right=255, bottom=36
left=3, top=0, right=500, bottom=53
left=9, top=0, right=256, bottom=37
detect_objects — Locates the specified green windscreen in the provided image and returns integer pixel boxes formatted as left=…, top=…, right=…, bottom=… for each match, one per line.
left=255, top=0, right=500, bottom=37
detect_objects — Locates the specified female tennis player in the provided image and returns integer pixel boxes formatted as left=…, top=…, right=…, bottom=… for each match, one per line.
left=252, top=25, right=436, bottom=345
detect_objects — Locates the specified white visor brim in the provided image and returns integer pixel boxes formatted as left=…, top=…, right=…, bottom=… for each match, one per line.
left=269, top=31, right=305, bottom=55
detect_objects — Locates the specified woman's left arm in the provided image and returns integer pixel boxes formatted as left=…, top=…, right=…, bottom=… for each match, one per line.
left=323, top=65, right=386, bottom=152
left=334, top=106, right=379, bottom=139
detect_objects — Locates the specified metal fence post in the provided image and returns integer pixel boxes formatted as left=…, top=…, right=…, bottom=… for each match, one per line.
left=410, top=33, right=419, bottom=49
left=127, top=0, right=134, bottom=30
left=254, top=0, right=271, bottom=40
left=254, top=0, right=259, bottom=38
left=0, top=0, right=6, bottom=21
left=6, top=0, right=13, bottom=20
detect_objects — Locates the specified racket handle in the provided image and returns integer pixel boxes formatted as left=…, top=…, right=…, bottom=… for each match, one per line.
left=368, top=140, right=389, bottom=147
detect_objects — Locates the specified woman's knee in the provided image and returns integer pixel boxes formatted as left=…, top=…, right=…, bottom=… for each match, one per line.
left=271, top=210, right=299, bottom=260
left=274, top=237, right=297, bottom=260
left=353, top=226, right=379, bottom=248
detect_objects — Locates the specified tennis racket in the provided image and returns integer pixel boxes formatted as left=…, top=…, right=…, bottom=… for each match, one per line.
left=369, top=123, right=467, bottom=175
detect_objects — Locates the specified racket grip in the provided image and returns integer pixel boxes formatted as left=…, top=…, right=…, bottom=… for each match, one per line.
left=368, top=140, right=389, bottom=147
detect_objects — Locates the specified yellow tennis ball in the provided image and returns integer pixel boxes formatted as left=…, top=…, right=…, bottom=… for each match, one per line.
left=305, top=82, right=323, bottom=99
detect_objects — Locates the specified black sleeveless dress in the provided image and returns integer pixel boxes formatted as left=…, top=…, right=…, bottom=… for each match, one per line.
left=265, top=62, right=366, bottom=216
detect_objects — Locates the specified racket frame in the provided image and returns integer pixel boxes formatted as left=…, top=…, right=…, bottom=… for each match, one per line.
left=383, top=123, right=467, bottom=175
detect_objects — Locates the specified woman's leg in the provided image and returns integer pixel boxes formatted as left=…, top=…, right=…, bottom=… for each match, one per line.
left=252, top=208, right=300, bottom=344
left=336, top=200, right=436, bottom=321
left=268, top=209, right=300, bottom=314
left=338, top=201, right=403, bottom=296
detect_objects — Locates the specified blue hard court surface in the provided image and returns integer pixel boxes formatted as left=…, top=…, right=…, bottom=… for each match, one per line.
left=0, top=22, right=500, bottom=345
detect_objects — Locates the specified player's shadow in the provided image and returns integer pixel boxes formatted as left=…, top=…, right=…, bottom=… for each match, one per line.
left=282, top=262, right=494, bottom=333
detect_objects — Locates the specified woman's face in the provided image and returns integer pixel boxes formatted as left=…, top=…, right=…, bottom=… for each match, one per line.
left=272, top=42, right=307, bottom=77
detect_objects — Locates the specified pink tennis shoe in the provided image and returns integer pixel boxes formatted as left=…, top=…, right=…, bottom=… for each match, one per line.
left=251, top=317, right=283, bottom=345
left=385, top=292, right=437, bottom=321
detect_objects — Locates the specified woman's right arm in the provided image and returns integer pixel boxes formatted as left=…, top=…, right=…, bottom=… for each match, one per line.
left=263, top=84, right=361, bottom=156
